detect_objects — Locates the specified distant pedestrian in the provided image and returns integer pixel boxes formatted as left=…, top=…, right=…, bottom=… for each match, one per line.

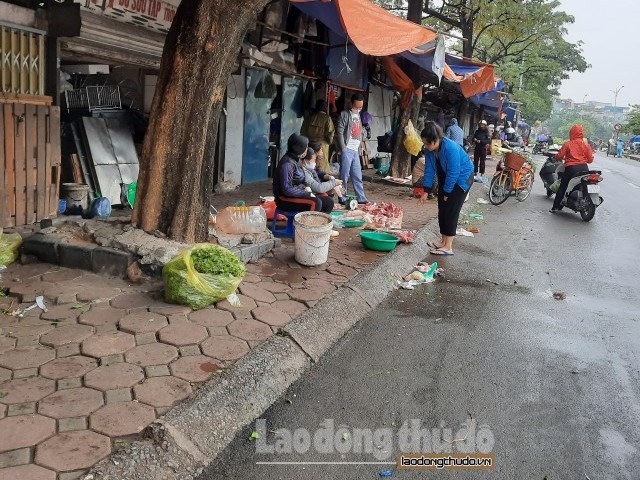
left=418, top=121, right=475, bottom=256
left=336, top=93, right=369, bottom=205
left=445, top=118, right=464, bottom=146
left=616, top=138, right=624, bottom=157
left=301, top=100, right=335, bottom=173
left=472, top=120, right=491, bottom=176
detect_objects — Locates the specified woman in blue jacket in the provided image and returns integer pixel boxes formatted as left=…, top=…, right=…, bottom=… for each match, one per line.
left=418, top=121, right=475, bottom=256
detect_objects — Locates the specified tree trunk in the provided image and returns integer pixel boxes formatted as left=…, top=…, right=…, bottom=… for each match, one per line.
left=389, top=0, right=422, bottom=178
left=131, top=0, right=269, bottom=243
left=390, top=95, right=420, bottom=178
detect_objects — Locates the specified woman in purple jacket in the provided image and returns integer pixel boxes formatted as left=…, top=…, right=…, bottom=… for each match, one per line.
left=273, top=133, right=333, bottom=213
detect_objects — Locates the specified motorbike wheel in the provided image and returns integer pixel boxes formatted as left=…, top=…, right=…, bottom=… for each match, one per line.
left=489, top=172, right=512, bottom=205
left=546, top=188, right=553, bottom=197
left=580, top=202, right=596, bottom=222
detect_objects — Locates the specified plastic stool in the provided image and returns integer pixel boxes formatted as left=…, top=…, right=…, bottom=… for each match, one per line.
left=271, top=209, right=296, bottom=239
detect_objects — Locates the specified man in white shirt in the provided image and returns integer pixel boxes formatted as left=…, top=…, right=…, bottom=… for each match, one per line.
left=336, top=93, right=369, bottom=204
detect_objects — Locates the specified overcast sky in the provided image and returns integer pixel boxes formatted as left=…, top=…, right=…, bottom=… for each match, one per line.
left=557, top=0, right=639, bottom=107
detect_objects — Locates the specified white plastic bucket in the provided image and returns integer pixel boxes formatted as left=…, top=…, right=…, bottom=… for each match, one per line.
left=293, top=211, right=333, bottom=266
left=61, top=183, right=90, bottom=209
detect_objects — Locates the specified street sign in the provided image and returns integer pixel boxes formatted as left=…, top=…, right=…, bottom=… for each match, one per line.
left=614, top=123, right=622, bottom=131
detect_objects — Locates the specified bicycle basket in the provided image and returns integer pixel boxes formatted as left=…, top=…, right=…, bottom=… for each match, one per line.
left=504, top=152, right=526, bottom=171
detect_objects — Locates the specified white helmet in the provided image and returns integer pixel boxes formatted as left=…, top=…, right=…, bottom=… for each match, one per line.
left=506, top=127, right=516, bottom=134
left=480, top=120, right=487, bottom=125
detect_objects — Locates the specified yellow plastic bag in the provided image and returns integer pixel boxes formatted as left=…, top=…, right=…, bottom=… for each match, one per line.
left=403, top=119, right=423, bottom=156
left=0, top=228, right=22, bottom=266
left=163, top=244, right=246, bottom=310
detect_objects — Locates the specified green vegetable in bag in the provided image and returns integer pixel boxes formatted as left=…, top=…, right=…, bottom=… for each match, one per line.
left=0, top=229, right=22, bottom=266
left=163, top=244, right=246, bottom=310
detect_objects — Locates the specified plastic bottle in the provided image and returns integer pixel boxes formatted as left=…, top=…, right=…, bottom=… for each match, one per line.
left=215, top=206, right=267, bottom=234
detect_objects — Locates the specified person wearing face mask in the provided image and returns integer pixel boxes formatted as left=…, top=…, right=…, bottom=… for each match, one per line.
left=472, top=119, right=491, bottom=177
left=273, top=133, right=328, bottom=213
left=418, top=121, right=475, bottom=256
left=336, top=93, right=370, bottom=205
left=299, top=148, right=342, bottom=213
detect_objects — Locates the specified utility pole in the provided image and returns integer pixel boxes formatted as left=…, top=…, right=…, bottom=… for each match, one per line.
left=611, top=85, right=624, bottom=107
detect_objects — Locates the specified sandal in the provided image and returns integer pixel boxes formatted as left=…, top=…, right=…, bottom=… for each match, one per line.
left=430, top=248, right=454, bottom=256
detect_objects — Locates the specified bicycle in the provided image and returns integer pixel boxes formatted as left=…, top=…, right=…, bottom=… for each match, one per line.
left=489, top=151, right=535, bottom=205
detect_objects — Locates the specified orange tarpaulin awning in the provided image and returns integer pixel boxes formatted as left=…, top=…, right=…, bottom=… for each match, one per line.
left=290, top=0, right=438, bottom=56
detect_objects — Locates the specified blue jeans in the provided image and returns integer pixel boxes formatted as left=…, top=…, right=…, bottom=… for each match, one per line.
left=340, top=148, right=368, bottom=202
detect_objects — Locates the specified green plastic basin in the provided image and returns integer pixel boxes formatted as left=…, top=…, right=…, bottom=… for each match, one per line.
left=359, top=231, right=400, bottom=251
left=341, top=219, right=365, bottom=228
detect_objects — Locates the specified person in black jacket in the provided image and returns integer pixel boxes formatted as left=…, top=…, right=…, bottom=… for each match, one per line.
left=273, top=134, right=332, bottom=213
left=472, top=120, right=491, bottom=176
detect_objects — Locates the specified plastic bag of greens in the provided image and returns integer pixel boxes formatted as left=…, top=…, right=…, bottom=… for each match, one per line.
left=550, top=179, right=561, bottom=193
left=0, top=229, right=22, bottom=266
left=163, top=244, right=246, bottom=310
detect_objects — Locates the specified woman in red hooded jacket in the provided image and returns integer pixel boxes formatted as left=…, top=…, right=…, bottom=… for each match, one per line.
left=550, top=124, right=594, bottom=212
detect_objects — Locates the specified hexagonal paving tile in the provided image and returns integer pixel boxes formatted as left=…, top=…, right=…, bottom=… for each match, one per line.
left=259, top=282, right=292, bottom=293
left=0, top=337, right=15, bottom=355
left=84, top=362, right=145, bottom=390
left=40, top=324, right=94, bottom=347
left=0, top=366, right=11, bottom=382
left=251, top=305, right=292, bottom=326
left=0, top=348, right=55, bottom=369
left=188, top=309, right=234, bottom=327
left=227, top=319, right=273, bottom=341
left=201, top=336, right=250, bottom=361
left=7, top=281, right=54, bottom=303
left=134, top=376, right=192, bottom=408
left=90, top=401, right=156, bottom=436
left=270, top=299, right=307, bottom=317
left=288, top=288, right=325, bottom=302
left=110, top=293, right=164, bottom=310
left=39, top=356, right=98, bottom=380
left=39, top=387, right=104, bottom=418
left=81, top=331, right=136, bottom=358
left=0, top=377, right=55, bottom=404
left=79, top=307, right=126, bottom=327
left=0, top=464, right=56, bottom=480
left=0, top=414, right=56, bottom=452
left=158, top=322, right=208, bottom=346
left=124, top=343, right=179, bottom=367
left=35, top=430, right=111, bottom=472
left=119, top=311, right=168, bottom=334
left=1, top=324, right=54, bottom=338
left=169, top=355, right=219, bottom=383
left=238, top=284, right=277, bottom=303
left=216, top=294, right=257, bottom=313
left=40, top=304, right=82, bottom=322
left=41, top=270, right=85, bottom=283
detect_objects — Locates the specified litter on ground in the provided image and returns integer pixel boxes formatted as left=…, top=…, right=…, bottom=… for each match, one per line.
left=456, top=227, right=474, bottom=237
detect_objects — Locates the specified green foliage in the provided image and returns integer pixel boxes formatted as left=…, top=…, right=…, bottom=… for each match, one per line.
left=546, top=109, right=611, bottom=140
left=375, top=0, right=588, bottom=123
left=624, top=105, right=640, bottom=135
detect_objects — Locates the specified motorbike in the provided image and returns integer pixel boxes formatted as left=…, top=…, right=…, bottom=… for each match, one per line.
left=532, top=141, right=549, bottom=155
left=539, top=148, right=604, bottom=222
left=539, top=148, right=562, bottom=197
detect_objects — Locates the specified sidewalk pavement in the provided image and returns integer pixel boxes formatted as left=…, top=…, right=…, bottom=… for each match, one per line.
left=0, top=172, right=448, bottom=480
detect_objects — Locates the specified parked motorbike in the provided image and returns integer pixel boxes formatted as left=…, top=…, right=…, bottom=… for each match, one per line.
left=539, top=148, right=604, bottom=221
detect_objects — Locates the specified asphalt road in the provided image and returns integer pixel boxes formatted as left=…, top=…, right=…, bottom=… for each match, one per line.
left=200, top=151, right=640, bottom=480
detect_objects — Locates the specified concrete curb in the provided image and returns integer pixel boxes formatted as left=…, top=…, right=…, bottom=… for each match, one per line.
left=85, top=187, right=484, bottom=479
